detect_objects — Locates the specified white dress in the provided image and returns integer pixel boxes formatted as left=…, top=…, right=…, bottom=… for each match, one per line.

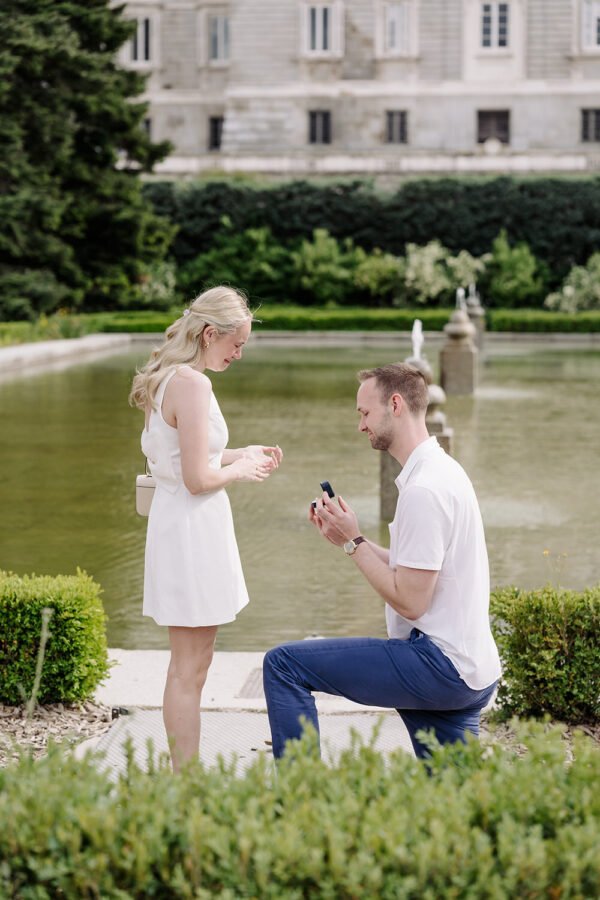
left=141, top=367, right=249, bottom=626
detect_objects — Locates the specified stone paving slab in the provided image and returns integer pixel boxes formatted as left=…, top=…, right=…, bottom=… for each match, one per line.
left=0, top=334, right=132, bottom=375
left=86, top=650, right=414, bottom=774
left=85, top=708, right=414, bottom=776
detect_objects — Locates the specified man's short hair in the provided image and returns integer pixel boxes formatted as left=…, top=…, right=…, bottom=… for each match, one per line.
left=358, top=363, right=429, bottom=414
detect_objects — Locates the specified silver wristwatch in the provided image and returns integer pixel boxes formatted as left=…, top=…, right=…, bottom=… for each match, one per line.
left=343, top=536, right=366, bottom=556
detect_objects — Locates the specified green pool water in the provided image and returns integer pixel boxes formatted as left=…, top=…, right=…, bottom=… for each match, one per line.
left=1, top=336, right=598, bottom=650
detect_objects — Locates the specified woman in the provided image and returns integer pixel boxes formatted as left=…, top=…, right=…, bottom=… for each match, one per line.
left=130, top=286, right=282, bottom=771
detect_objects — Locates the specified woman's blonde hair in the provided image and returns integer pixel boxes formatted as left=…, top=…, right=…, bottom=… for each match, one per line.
left=129, top=286, right=252, bottom=410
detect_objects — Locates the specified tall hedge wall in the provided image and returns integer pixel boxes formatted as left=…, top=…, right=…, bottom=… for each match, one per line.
left=143, top=176, right=600, bottom=288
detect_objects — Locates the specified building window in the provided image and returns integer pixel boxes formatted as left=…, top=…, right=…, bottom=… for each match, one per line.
left=582, top=1, right=600, bottom=49
left=582, top=109, right=600, bottom=141
left=311, top=5, right=330, bottom=51
left=131, top=17, right=151, bottom=62
left=209, top=15, right=230, bottom=61
left=309, top=110, right=331, bottom=144
left=142, top=117, right=152, bottom=138
left=481, top=2, right=509, bottom=48
left=208, top=116, right=224, bottom=150
left=301, top=3, right=343, bottom=57
left=384, top=2, right=409, bottom=54
left=477, top=110, right=510, bottom=144
left=386, top=110, right=408, bottom=143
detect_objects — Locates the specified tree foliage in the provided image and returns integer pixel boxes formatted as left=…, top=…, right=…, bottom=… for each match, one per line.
left=0, top=0, right=174, bottom=319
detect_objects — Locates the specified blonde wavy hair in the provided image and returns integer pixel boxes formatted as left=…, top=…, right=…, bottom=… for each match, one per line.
left=129, top=286, right=252, bottom=410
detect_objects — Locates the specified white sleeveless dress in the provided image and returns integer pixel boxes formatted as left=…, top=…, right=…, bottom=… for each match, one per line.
left=141, top=367, right=249, bottom=626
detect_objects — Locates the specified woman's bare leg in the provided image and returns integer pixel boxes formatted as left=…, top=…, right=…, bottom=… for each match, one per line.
left=163, top=625, right=218, bottom=772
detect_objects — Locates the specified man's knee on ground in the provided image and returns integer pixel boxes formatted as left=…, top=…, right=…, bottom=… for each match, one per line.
left=263, top=644, right=287, bottom=680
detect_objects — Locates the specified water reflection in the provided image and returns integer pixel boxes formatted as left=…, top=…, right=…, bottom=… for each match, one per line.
left=1, top=337, right=599, bottom=650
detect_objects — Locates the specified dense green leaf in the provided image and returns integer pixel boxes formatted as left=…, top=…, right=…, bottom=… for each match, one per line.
left=0, top=0, right=174, bottom=319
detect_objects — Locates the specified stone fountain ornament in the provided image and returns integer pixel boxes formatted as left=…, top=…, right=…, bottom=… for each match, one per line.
left=439, top=290, right=478, bottom=395
left=466, top=282, right=486, bottom=351
left=379, top=318, right=454, bottom=520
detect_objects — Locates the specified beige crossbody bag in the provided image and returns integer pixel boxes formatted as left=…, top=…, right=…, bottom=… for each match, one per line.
left=136, top=459, right=155, bottom=516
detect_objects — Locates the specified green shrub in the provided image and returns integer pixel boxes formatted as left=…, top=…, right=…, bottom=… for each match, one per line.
left=490, top=585, right=600, bottom=724
left=0, top=268, right=72, bottom=322
left=144, top=176, right=600, bottom=292
left=0, top=570, right=110, bottom=705
left=487, top=308, right=600, bottom=332
left=178, top=220, right=295, bottom=302
left=131, top=260, right=178, bottom=311
left=252, top=305, right=454, bottom=331
left=291, top=228, right=362, bottom=305
left=397, top=240, right=485, bottom=307
left=480, top=230, right=546, bottom=308
left=0, top=722, right=598, bottom=896
left=3, top=306, right=600, bottom=345
left=545, top=252, right=600, bottom=313
left=354, top=246, right=403, bottom=304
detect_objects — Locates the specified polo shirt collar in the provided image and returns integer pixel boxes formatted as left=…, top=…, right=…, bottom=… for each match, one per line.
left=395, top=436, right=440, bottom=489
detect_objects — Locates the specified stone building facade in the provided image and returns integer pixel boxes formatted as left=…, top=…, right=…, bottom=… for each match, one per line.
left=117, top=0, right=600, bottom=176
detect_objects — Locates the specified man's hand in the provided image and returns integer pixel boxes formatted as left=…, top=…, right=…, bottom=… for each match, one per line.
left=308, top=491, right=437, bottom=619
left=309, top=494, right=360, bottom=547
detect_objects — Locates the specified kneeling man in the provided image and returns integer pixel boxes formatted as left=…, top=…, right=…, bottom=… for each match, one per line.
left=263, top=363, right=501, bottom=759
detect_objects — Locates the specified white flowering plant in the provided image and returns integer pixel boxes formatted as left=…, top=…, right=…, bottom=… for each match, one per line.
left=544, top=252, right=600, bottom=313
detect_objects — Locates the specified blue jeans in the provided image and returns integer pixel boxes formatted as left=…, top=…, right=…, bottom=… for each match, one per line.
left=263, top=629, right=497, bottom=759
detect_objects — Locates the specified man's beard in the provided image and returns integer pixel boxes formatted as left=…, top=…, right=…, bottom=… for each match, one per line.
left=370, top=414, right=394, bottom=451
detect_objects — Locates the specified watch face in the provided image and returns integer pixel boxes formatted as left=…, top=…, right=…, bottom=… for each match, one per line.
left=343, top=540, right=355, bottom=554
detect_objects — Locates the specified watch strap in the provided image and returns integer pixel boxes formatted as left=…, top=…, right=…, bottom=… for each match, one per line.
left=345, top=535, right=366, bottom=555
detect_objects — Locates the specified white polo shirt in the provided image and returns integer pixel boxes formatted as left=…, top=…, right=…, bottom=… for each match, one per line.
left=386, top=436, right=501, bottom=690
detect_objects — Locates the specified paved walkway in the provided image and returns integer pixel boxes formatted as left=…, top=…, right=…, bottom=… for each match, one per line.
left=3, top=329, right=599, bottom=379
left=0, top=334, right=133, bottom=376
left=84, top=649, right=414, bottom=774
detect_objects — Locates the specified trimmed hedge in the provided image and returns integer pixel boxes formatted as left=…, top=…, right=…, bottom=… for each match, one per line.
left=490, top=585, right=600, bottom=724
left=96, top=306, right=456, bottom=333
left=93, top=306, right=600, bottom=333
left=1, top=307, right=600, bottom=347
left=0, top=722, right=598, bottom=897
left=487, top=309, right=600, bottom=332
left=143, top=176, right=600, bottom=287
left=0, top=570, right=110, bottom=705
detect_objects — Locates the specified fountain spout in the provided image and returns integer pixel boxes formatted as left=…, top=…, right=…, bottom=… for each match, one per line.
left=411, top=319, right=424, bottom=361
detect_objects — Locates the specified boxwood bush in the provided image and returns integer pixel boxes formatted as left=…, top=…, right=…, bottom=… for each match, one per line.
left=94, top=306, right=600, bottom=333
left=0, top=722, right=598, bottom=897
left=0, top=570, right=109, bottom=705
left=490, top=585, right=600, bottom=724
left=2, top=307, right=599, bottom=347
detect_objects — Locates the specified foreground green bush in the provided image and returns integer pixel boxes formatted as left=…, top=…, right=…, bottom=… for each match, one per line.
left=0, top=570, right=109, bottom=705
left=0, top=722, right=598, bottom=897
left=491, top=585, right=600, bottom=724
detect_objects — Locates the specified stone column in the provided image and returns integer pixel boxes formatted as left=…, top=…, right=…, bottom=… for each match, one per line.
left=439, top=308, right=478, bottom=395
left=466, top=284, right=486, bottom=352
left=426, top=383, right=453, bottom=455
left=380, top=356, right=454, bottom=521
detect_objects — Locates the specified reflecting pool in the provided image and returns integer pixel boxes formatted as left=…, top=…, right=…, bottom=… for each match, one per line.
left=1, top=336, right=599, bottom=650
